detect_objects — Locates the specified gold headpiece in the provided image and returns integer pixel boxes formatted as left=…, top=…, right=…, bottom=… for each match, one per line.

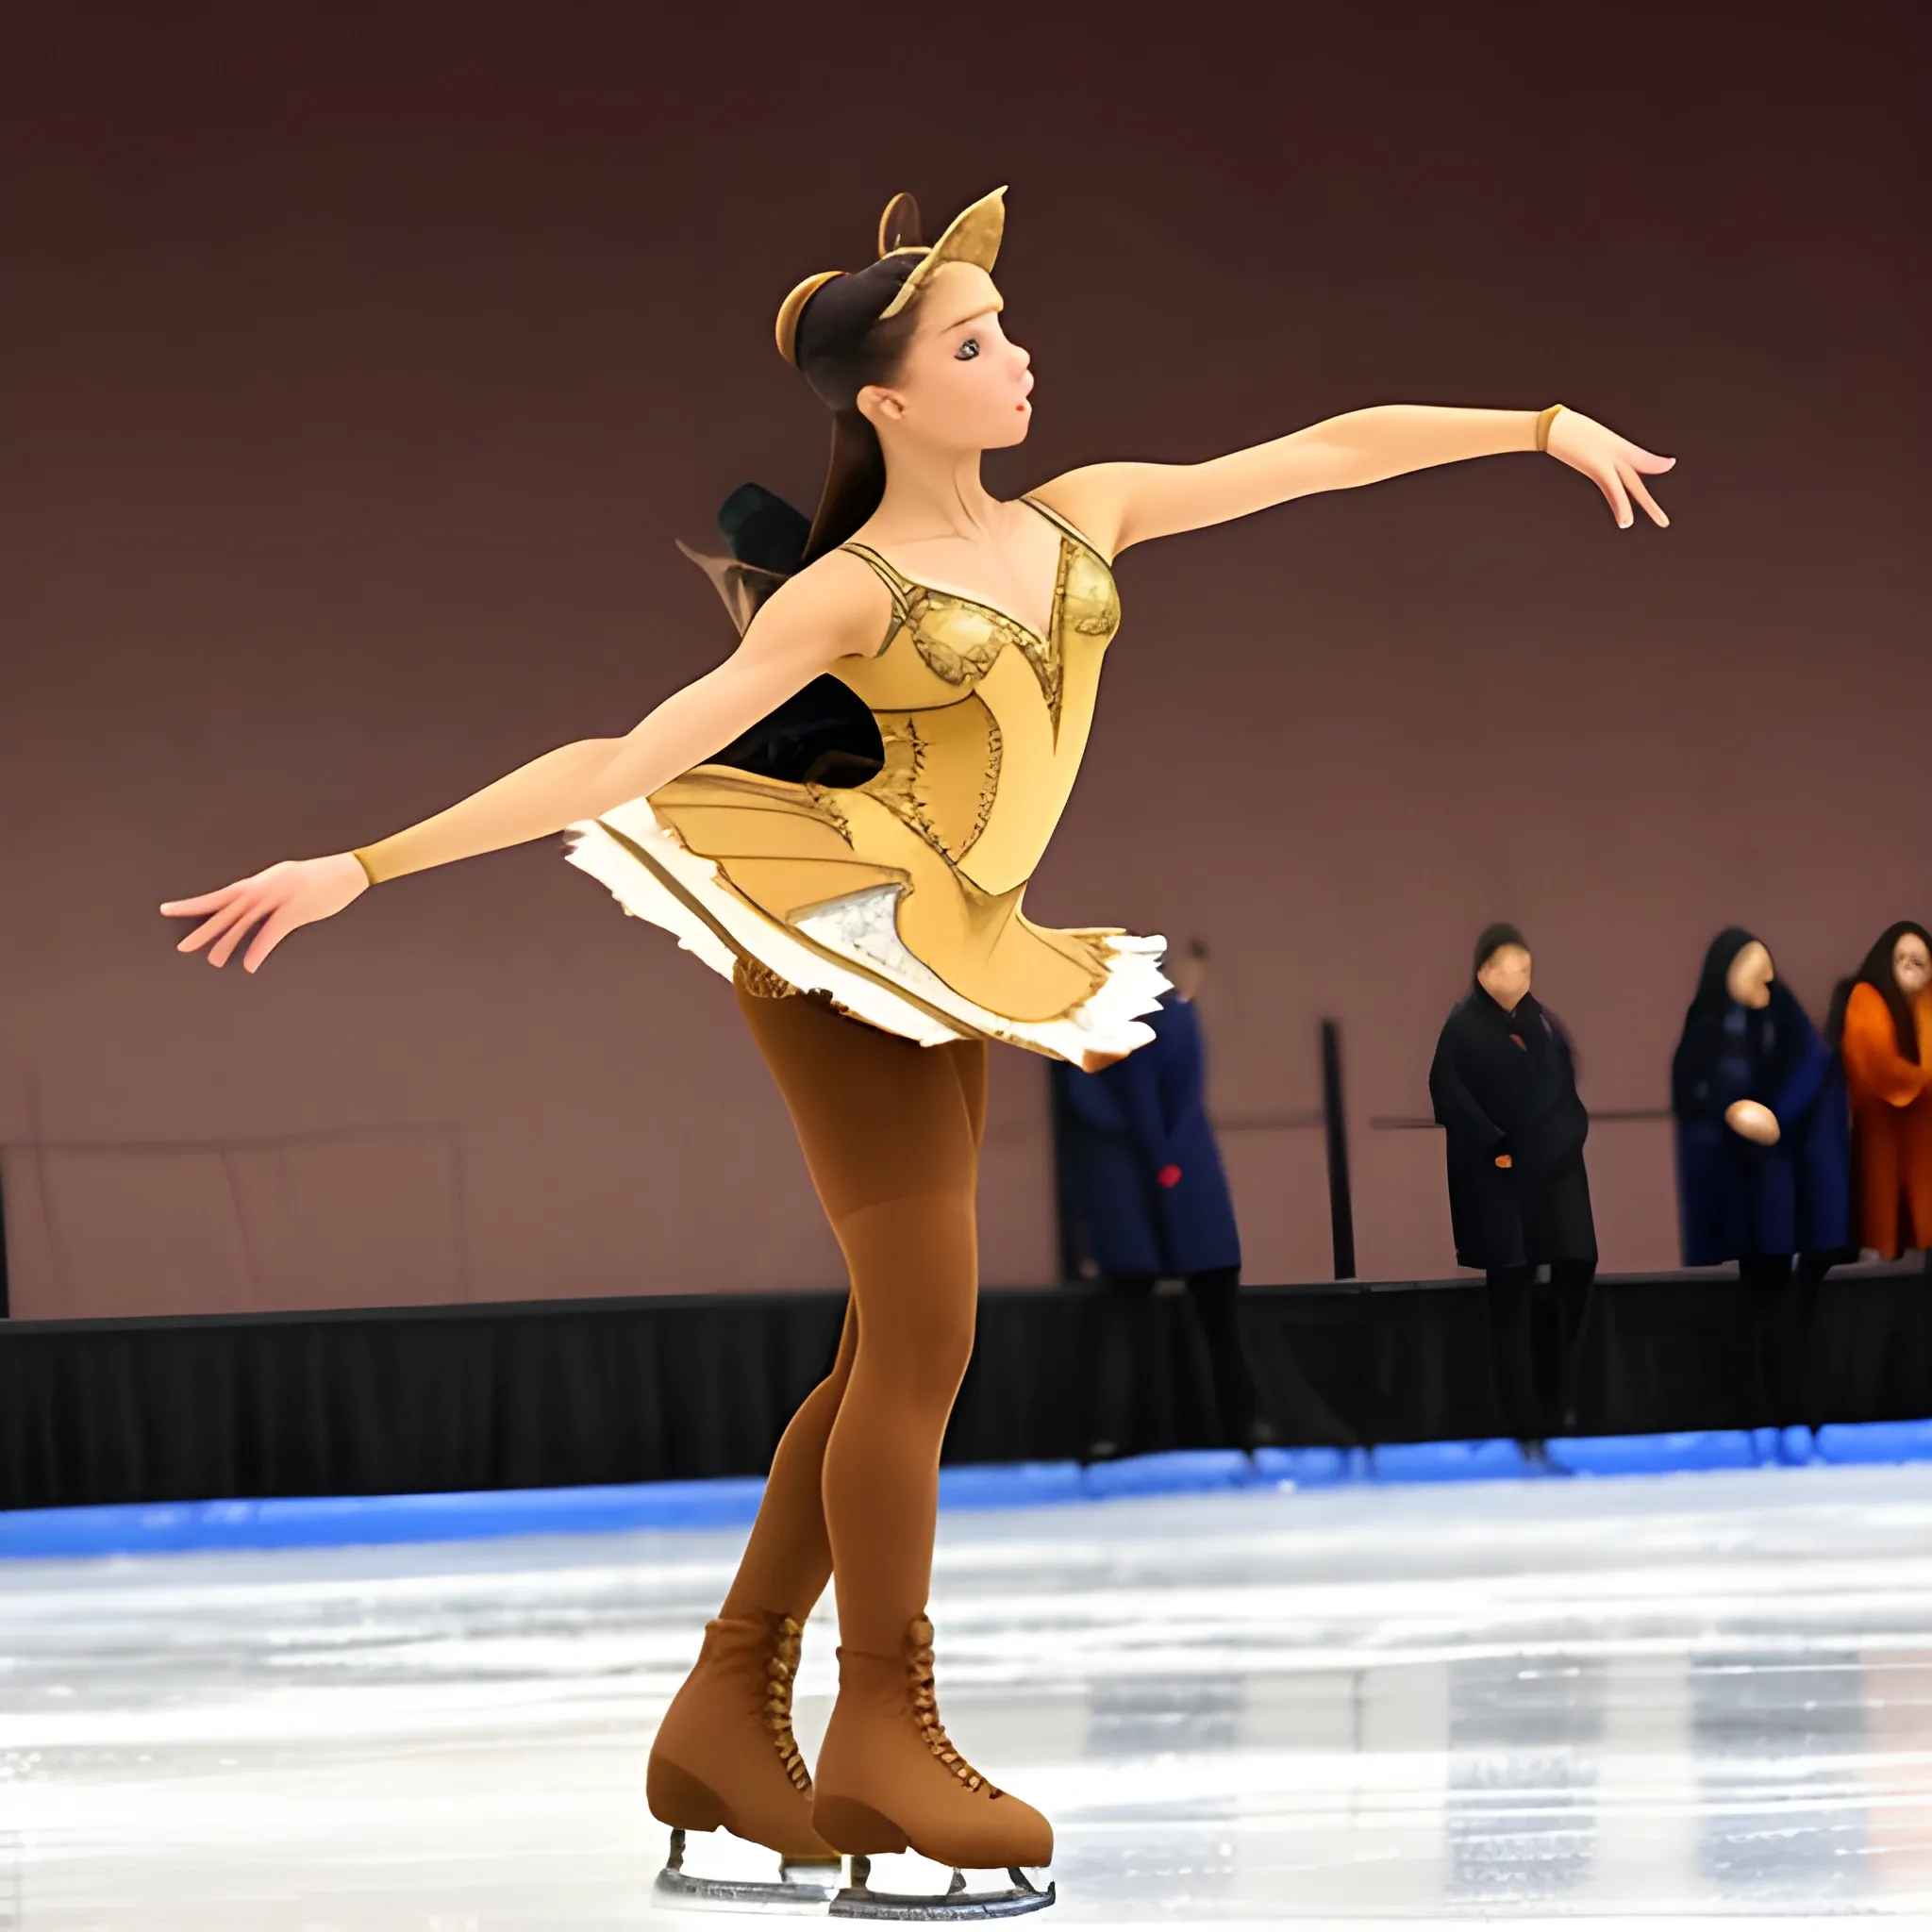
left=774, top=186, right=1008, bottom=365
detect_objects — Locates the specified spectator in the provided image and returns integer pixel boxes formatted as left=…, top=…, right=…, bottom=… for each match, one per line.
left=1672, top=928, right=1849, bottom=1436
left=1429, top=923, right=1597, bottom=1455
left=1054, top=940, right=1273, bottom=1460
left=1827, top=922, right=1932, bottom=1267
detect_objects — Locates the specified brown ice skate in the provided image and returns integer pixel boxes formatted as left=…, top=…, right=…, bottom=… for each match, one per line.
left=648, top=1611, right=842, bottom=1907
left=812, top=1615, right=1055, bottom=1916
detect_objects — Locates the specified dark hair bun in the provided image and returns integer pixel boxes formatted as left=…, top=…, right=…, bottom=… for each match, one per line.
left=793, top=254, right=924, bottom=412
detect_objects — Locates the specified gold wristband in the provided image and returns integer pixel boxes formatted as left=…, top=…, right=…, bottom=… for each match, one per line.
left=350, top=848, right=382, bottom=887
left=1534, top=403, right=1566, bottom=453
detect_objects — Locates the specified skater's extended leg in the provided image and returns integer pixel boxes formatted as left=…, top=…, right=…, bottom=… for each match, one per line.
left=705, top=1006, right=983, bottom=1624
left=724, top=988, right=1051, bottom=1873
left=645, top=981, right=872, bottom=1865
left=644, top=1303, right=860, bottom=1863
left=818, top=1188, right=978, bottom=1649
left=719, top=1300, right=857, bottom=1624
left=650, top=977, right=1049, bottom=1887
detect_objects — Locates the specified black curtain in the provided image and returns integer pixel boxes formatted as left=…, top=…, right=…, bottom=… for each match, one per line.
left=4, top=1274, right=1930, bottom=1511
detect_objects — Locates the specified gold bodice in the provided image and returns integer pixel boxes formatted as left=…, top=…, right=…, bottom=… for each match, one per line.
left=832, top=499, right=1120, bottom=895
left=637, top=498, right=1125, bottom=1028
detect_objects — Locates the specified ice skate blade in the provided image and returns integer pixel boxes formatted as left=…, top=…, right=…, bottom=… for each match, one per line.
left=655, top=1825, right=843, bottom=1912
left=830, top=1856, right=1055, bottom=1920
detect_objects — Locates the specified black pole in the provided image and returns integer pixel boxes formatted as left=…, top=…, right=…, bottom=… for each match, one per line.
left=1320, top=1019, right=1356, bottom=1279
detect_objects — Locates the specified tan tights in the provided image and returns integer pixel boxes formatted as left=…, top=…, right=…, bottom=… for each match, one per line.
left=719, top=975, right=987, bottom=1656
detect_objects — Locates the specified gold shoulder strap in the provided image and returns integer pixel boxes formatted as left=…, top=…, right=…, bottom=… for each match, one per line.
left=839, top=543, right=911, bottom=652
left=1020, top=495, right=1108, bottom=563
left=840, top=541, right=910, bottom=594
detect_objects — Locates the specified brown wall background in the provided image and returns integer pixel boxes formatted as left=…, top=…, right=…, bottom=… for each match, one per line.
left=1, top=4, right=1922, bottom=1318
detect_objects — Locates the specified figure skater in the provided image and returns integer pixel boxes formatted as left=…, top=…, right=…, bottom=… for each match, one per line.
left=161, top=187, right=1672, bottom=1915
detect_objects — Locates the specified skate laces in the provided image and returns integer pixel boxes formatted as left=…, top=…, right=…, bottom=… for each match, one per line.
left=764, top=1615, right=811, bottom=1793
left=907, top=1616, right=1003, bottom=1798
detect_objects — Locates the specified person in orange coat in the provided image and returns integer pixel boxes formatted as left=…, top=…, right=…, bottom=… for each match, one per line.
left=1828, top=922, right=1932, bottom=1264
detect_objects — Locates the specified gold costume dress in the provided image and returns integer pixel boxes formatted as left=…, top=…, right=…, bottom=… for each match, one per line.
left=563, top=497, right=1166, bottom=1066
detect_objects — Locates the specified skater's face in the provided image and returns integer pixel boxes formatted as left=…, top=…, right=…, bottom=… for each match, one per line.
left=857, top=264, right=1034, bottom=454
left=1725, top=940, right=1774, bottom=1009
left=1477, top=944, right=1532, bottom=1012
left=1894, top=933, right=1932, bottom=996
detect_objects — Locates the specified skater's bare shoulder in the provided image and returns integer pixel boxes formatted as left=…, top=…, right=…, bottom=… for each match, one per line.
left=741, top=546, right=896, bottom=665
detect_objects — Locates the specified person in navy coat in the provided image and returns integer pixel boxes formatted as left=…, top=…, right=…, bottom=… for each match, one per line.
left=1672, top=927, right=1850, bottom=1430
left=1054, top=940, right=1271, bottom=1459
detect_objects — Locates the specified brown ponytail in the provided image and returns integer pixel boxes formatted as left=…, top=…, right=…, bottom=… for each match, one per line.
left=790, top=253, right=924, bottom=561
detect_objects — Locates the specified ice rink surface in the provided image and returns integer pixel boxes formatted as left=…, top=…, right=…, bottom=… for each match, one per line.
left=4, top=1462, right=1932, bottom=1928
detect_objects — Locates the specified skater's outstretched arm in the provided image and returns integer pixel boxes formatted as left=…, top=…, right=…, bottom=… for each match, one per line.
left=1035, top=405, right=1674, bottom=556
left=159, top=552, right=890, bottom=974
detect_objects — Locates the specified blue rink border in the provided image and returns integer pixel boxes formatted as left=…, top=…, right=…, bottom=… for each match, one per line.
left=7, top=1418, right=1932, bottom=1561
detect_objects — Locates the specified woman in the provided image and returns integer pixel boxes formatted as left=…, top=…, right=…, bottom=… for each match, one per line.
left=1672, top=929, right=1850, bottom=1433
left=1429, top=924, right=1596, bottom=1449
left=161, top=187, right=1672, bottom=1912
left=1828, top=922, right=1932, bottom=1264
left=1054, top=939, right=1272, bottom=1461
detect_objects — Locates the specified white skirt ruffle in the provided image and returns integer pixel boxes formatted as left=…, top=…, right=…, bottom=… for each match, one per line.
left=564, top=798, right=1167, bottom=1067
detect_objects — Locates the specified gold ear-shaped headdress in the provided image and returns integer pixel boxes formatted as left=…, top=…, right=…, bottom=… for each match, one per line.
left=877, top=186, right=1005, bottom=319
left=774, top=186, right=1008, bottom=364
left=877, top=191, right=924, bottom=257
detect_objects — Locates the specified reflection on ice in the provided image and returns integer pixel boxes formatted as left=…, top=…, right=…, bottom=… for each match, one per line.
left=3, top=1464, right=1932, bottom=1923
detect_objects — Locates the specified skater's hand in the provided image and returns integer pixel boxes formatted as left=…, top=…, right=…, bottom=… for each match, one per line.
left=1724, top=1099, right=1781, bottom=1145
left=1494, top=1154, right=1513, bottom=1169
left=1157, top=1163, right=1183, bottom=1189
left=1546, top=409, right=1674, bottom=529
left=160, top=853, right=368, bottom=973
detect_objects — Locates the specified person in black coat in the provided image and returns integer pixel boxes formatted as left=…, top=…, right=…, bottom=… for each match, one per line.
left=1429, top=924, right=1597, bottom=1449
left=1053, top=940, right=1273, bottom=1460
